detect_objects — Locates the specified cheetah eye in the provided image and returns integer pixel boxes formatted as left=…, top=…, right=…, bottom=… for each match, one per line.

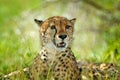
left=66, top=25, right=71, bottom=29
left=51, top=25, right=56, bottom=29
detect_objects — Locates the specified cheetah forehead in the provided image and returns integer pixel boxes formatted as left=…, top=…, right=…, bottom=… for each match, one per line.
left=45, top=16, right=76, bottom=25
left=39, top=16, right=76, bottom=32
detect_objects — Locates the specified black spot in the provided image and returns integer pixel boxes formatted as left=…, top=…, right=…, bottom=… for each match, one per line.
left=43, top=74, right=47, bottom=77
left=42, top=61, right=45, bottom=63
left=44, top=58, right=47, bottom=61
left=70, top=73, right=73, bottom=77
left=66, top=66, right=68, bottom=69
left=79, top=68, right=82, bottom=72
left=67, top=55, right=70, bottom=58
left=60, top=59, right=63, bottom=62
left=64, top=69, right=66, bottom=72
left=78, top=78, right=81, bottom=80
left=32, top=77, right=34, bottom=80
left=74, top=70, right=76, bottom=74
left=63, top=64, right=66, bottom=67
left=61, top=61, right=64, bottom=64
left=43, top=54, right=46, bottom=56
left=57, top=68, right=60, bottom=71
left=36, top=69, right=38, bottom=72
left=58, top=64, right=61, bottom=67
left=66, top=61, right=69, bottom=64
left=56, top=73, right=60, bottom=76
left=54, top=77, right=58, bottom=80
left=35, top=66, right=38, bottom=70
left=70, top=76, right=73, bottom=80
left=30, top=72, right=32, bottom=76
left=62, top=54, right=66, bottom=57
left=43, top=70, right=47, bottom=73
left=58, top=57, right=61, bottom=60
left=65, top=50, right=68, bottom=52
left=6, top=77, right=10, bottom=79
left=68, top=47, right=71, bottom=49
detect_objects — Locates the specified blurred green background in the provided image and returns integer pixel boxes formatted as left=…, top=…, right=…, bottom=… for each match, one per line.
left=0, top=0, right=120, bottom=77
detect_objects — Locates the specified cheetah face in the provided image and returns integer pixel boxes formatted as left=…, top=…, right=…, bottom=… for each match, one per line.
left=35, top=16, right=76, bottom=52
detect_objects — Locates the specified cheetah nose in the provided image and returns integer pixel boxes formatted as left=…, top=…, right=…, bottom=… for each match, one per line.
left=59, top=34, right=67, bottom=40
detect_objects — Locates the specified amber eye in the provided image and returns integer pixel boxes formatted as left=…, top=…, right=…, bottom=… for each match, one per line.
left=51, top=25, right=56, bottom=29
left=66, top=25, right=71, bottom=29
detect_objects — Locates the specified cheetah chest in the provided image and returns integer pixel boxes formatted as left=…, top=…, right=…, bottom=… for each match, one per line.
left=29, top=48, right=81, bottom=80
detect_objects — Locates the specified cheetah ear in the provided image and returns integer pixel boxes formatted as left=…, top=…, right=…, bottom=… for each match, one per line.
left=70, top=18, right=76, bottom=24
left=34, top=19, right=43, bottom=26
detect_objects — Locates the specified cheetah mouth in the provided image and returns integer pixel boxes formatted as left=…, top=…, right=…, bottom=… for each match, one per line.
left=57, top=42, right=66, bottom=48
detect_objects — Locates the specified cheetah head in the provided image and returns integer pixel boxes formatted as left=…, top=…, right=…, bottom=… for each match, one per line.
left=35, top=16, right=76, bottom=52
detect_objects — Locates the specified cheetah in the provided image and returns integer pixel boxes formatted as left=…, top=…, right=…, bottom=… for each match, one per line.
left=29, top=16, right=81, bottom=80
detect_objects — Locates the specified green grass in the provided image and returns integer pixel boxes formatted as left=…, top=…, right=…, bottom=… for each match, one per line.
left=0, top=24, right=39, bottom=79
left=0, top=0, right=41, bottom=78
left=0, top=0, right=42, bottom=26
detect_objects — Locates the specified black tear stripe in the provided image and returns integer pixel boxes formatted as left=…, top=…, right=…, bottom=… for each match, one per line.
left=52, top=26, right=57, bottom=46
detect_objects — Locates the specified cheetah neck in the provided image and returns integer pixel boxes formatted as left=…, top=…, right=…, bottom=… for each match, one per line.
left=38, top=46, right=76, bottom=72
left=39, top=47, right=72, bottom=61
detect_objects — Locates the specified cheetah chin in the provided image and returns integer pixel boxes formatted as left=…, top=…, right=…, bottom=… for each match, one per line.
left=56, top=42, right=66, bottom=48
